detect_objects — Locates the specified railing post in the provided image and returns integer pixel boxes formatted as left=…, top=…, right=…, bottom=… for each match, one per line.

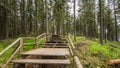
left=35, top=37, right=38, bottom=48
left=19, top=38, right=23, bottom=53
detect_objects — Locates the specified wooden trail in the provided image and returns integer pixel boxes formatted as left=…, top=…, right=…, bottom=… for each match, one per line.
left=0, top=33, right=83, bottom=68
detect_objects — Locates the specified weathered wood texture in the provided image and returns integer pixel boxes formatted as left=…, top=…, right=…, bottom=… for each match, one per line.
left=68, top=34, right=75, bottom=49
left=74, top=56, right=83, bottom=68
left=12, top=59, right=70, bottom=64
left=42, top=45, right=69, bottom=48
left=68, top=34, right=83, bottom=68
left=21, top=48, right=70, bottom=56
left=108, top=59, right=120, bottom=65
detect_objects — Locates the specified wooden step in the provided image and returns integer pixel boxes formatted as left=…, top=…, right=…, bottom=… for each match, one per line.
left=20, top=48, right=70, bottom=56
left=42, top=45, right=69, bottom=48
left=12, top=59, right=70, bottom=65
left=47, top=40, right=68, bottom=43
left=45, top=43, right=68, bottom=45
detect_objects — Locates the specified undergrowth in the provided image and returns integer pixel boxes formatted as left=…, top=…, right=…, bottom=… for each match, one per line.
left=0, top=38, right=46, bottom=64
left=72, top=36, right=120, bottom=68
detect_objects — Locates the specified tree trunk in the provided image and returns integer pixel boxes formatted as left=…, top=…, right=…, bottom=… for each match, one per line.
left=74, top=0, right=76, bottom=41
left=35, top=0, right=38, bottom=36
left=113, top=0, right=118, bottom=41
left=99, top=0, right=104, bottom=44
left=20, top=0, right=27, bottom=36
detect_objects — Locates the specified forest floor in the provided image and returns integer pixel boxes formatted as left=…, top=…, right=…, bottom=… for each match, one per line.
left=0, top=36, right=120, bottom=68
left=72, top=36, right=120, bottom=68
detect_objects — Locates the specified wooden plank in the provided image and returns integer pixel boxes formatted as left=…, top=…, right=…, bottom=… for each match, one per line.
left=36, top=33, right=45, bottom=39
left=67, top=41, right=74, bottom=56
left=21, top=37, right=35, bottom=39
left=42, top=45, right=69, bottom=48
left=45, top=43, right=68, bottom=45
left=74, top=56, right=83, bottom=68
left=12, top=59, right=70, bottom=65
left=108, top=59, right=120, bottom=65
left=48, top=40, right=68, bottom=43
left=68, top=35, right=75, bottom=49
left=20, top=48, right=70, bottom=56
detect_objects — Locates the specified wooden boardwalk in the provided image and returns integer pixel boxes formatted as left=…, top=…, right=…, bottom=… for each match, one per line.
left=12, top=37, right=71, bottom=68
left=0, top=33, right=83, bottom=68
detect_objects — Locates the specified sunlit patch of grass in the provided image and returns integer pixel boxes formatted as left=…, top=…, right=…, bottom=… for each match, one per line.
left=23, top=38, right=36, bottom=43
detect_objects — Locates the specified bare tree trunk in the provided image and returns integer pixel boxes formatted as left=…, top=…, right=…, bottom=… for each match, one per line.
left=74, top=0, right=76, bottom=41
left=35, top=0, right=38, bottom=36
left=99, top=0, right=104, bottom=44
left=20, top=0, right=27, bottom=36
left=45, top=0, right=49, bottom=34
left=113, top=0, right=118, bottom=41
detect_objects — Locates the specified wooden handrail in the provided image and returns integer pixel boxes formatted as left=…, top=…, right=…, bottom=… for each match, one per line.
left=36, top=33, right=46, bottom=39
left=21, top=37, right=35, bottom=39
left=68, top=34, right=75, bottom=49
left=74, top=56, right=83, bottom=68
left=68, top=34, right=83, bottom=68
left=35, top=33, right=52, bottom=48
left=0, top=33, right=51, bottom=68
left=2, top=39, right=23, bottom=68
left=67, top=42, right=74, bottom=56
left=0, top=38, right=22, bottom=56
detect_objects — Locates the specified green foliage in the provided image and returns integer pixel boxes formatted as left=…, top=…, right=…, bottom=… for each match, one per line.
left=23, top=38, right=35, bottom=44
left=0, top=38, right=46, bottom=64
left=0, top=39, right=16, bottom=51
left=73, top=36, right=120, bottom=68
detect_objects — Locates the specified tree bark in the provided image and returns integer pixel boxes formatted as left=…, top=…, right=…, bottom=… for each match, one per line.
left=99, top=0, right=104, bottom=44
left=113, top=0, right=118, bottom=41
left=20, top=0, right=27, bottom=36
left=34, top=0, right=38, bottom=36
left=74, top=0, right=76, bottom=41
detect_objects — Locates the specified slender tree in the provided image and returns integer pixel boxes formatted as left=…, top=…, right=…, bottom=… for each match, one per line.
left=73, top=0, right=76, bottom=41
left=45, top=0, right=49, bottom=34
left=99, top=0, right=104, bottom=44
left=20, top=0, right=27, bottom=36
left=34, top=0, right=38, bottom=36
left=113, top=0, right=118, bottom=41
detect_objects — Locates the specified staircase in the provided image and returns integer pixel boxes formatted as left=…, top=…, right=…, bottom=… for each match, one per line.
left=0, top=34, right=83, bottom=68
left=11, top=35, right=71, bottom=68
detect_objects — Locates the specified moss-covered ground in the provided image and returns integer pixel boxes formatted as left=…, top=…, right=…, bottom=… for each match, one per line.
left=72, top=36, right=120, bottom=68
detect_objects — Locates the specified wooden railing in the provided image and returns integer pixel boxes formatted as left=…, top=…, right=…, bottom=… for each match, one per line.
left=0, top=33, right=51, bottom=68
left=68, top=34, right=83, bottom=68
left=0, top=38, right=23, bottom=68
left=0, top=38, right=22, bottom=56
left=22, top=37, right=36, bottom=46
left=35, top=33, right=51, bottom=48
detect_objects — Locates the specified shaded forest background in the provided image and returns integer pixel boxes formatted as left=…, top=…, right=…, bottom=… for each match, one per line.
left=0, top=0, right=120, bottom=43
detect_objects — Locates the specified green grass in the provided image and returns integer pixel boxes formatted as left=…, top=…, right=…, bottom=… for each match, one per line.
left=0, top=39, right=16, bottom=52
left=23, top=38, right=35, bottom=43
left=0, top=38, right=46, bottom=64
left=72, top=36, right=120, bottom=68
